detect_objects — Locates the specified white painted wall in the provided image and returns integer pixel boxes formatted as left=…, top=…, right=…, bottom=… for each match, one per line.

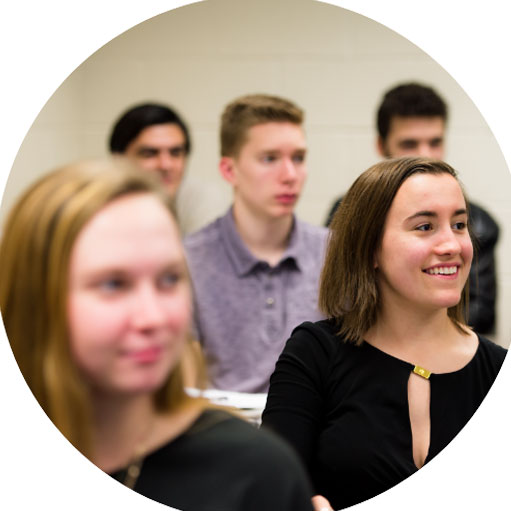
left=2, top=0, right=510, bottom=346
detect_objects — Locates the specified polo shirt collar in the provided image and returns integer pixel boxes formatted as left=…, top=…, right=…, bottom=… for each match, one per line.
left=219, top=207, right=302, bottom=277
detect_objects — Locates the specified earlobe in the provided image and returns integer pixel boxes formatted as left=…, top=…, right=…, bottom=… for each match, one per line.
left=373, top=252, right=379, bottom=269
left=376, top=137, right=385, bottom=158
left=219, top=156, right=236, bottom=184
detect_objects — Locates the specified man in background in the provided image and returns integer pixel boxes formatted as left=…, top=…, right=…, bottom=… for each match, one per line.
left=326, top=83, right=499, bottom=334
left=109, top=102, right=191, bottom=199
left=185, top=94, right=327, bottom=393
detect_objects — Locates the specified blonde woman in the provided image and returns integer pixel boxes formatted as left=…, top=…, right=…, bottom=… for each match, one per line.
left=262, top=157, right=507, bottom=510
left=0, top=158, right=314, bottom=511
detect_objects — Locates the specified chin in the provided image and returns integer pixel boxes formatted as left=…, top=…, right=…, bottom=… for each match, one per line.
left=432, top=293, right=463, bottom=310
left=117, top=370, right=171, bottom=396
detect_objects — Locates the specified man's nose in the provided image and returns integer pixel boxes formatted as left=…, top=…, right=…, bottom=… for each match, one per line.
left=416, top=143, right=436, bottom=159
left=280, top=157, right=299, bottom=181
left=157, top=151, right=173, bottom=171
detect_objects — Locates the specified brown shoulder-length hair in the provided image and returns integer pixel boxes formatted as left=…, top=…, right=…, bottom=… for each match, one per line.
left=0, top=157, right=198, bottom=458
left=319, top=156, right=472, bottom=345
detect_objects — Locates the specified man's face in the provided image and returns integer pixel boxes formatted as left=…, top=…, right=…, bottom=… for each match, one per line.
left=223, top=122, right=307, bottom=222
left=124, top=123, right=187, bottom=198
left=379, top=116, right=445, bottom=160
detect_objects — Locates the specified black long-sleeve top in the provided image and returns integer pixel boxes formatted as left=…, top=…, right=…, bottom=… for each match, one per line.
left=110, top=409, right=314, bottom=511
left=262, top=320, right=507, bottom=510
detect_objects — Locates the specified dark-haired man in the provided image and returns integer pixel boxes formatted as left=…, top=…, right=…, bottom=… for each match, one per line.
left=326, top=83, right=499, bottom=334
left=109, top=103, right=191, bottom=199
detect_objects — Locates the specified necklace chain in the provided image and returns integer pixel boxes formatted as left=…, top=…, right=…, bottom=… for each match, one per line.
left=122, top=418, right=155, bottom=489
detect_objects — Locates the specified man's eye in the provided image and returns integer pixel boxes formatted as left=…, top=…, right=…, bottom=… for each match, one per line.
left=138, top=149, right=158, bottom=158
left=292, top=154, right=305, bottom=164
left=170, top=147, right=186, bottom=158
left=261, top=155, right=277, bottom=163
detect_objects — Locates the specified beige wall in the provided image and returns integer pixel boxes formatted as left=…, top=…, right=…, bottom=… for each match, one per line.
left=2, top=0, right=510, bottom=346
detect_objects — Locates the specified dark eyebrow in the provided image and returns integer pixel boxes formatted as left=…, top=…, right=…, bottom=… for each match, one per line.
left=406, top=208, right=467, bottom=221
left=136, top=145, right=159, bottom=153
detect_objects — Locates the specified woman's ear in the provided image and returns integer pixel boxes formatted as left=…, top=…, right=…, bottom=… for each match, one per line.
left=373, top=248, right=380, bottom=269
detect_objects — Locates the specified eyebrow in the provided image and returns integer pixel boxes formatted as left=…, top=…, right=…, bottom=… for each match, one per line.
left=259, top=147, right=307, bottom=154
left=136, top=143, right=186, bottom=152
left=406, top=208, right=467, bottom=221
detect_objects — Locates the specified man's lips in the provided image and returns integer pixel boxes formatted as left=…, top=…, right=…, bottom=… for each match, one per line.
left=275, top=194, right=298, bottom=204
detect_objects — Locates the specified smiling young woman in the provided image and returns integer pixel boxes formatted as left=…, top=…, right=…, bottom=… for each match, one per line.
left=262, top=156, right=507, bottom=511
left=0, top=158, right=315, bottom=511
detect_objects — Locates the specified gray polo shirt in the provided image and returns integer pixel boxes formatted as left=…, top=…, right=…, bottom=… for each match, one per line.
left=184, top=208, right=328, bottom=393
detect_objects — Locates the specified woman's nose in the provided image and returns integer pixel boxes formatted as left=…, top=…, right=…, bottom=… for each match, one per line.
left=130, top=284, right=167, bottom=331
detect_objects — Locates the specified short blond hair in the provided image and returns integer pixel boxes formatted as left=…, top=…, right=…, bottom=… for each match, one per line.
left=220, top=93, right=304, bottom=157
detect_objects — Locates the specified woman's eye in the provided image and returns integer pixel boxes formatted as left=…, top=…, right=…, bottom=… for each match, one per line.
left=453, top=221, right=467, bottom=230
left=159, top=273, right=180, bottom=289
left=97, top=278, right=126, bottom=293
left=416, top=223, right=432, bottom=232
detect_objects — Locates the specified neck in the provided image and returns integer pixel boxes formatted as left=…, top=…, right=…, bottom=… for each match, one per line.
left=368, top=306, right=454, bottom=349
left=365, top=291, right=464, bottom=356
left=365, top=301, right=476, bottom=373
left=91, top=391, right=156, bottom=473
left=232, top=202, right=294, bottom=266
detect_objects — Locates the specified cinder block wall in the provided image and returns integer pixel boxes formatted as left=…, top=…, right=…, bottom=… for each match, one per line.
left=2, top=0, right=510, bottom=346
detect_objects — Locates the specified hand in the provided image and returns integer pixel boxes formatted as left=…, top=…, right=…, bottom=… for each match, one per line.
left=311, top=494, right=334, bottom=511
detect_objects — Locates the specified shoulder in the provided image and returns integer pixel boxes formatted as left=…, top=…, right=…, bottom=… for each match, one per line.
left=147, top=409, right=314, bottom=511
left=468, top=202, right=500, bottom=244
left=188, top=409, right=313, bottom=486
left=290, top=319, right=341, bottom=344
left=476, top=335, right=507, bottom=372
left=184, top=216, right=224, bottom=254
left=296, top=219, right=328, bottom=244
left=282, top=319, right=349, bottom=364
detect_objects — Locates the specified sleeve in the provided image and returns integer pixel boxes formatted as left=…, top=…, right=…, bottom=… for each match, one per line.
left=468, top=203, right=500, bottom=334
left=240, top=431, right=315, bottom=511
left=261, top=322, right=332, bottom=470
left=324, top=196, right=343, bottom=227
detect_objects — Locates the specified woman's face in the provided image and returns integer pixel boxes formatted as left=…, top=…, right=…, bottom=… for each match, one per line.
left=375, top=172, right=473, bottom=315
left=67, top=193, right=191, bottom=396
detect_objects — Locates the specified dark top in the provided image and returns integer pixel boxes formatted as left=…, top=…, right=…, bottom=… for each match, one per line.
left=325, top=197, right=500, bottom=334
left=261, top=320, right=507, bottom=510
left=110, top=409, right=314, bottom=511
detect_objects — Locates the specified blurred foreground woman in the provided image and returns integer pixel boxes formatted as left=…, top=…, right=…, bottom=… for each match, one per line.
left=0, top=159, right=314, bottom=511
left=262, top=157, right=507, bottom=510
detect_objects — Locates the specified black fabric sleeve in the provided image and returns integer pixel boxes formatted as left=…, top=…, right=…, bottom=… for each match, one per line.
left=261, top=322, right=333, bottom=470
left=237, top=427, right=315, bottom=511
left=468, top=202, right=500, bottom=334
left=324, top=196, right=343, bottom=227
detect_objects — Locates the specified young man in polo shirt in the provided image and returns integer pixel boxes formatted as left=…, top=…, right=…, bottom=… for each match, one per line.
left=184, top=94, right=327, bottom=393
